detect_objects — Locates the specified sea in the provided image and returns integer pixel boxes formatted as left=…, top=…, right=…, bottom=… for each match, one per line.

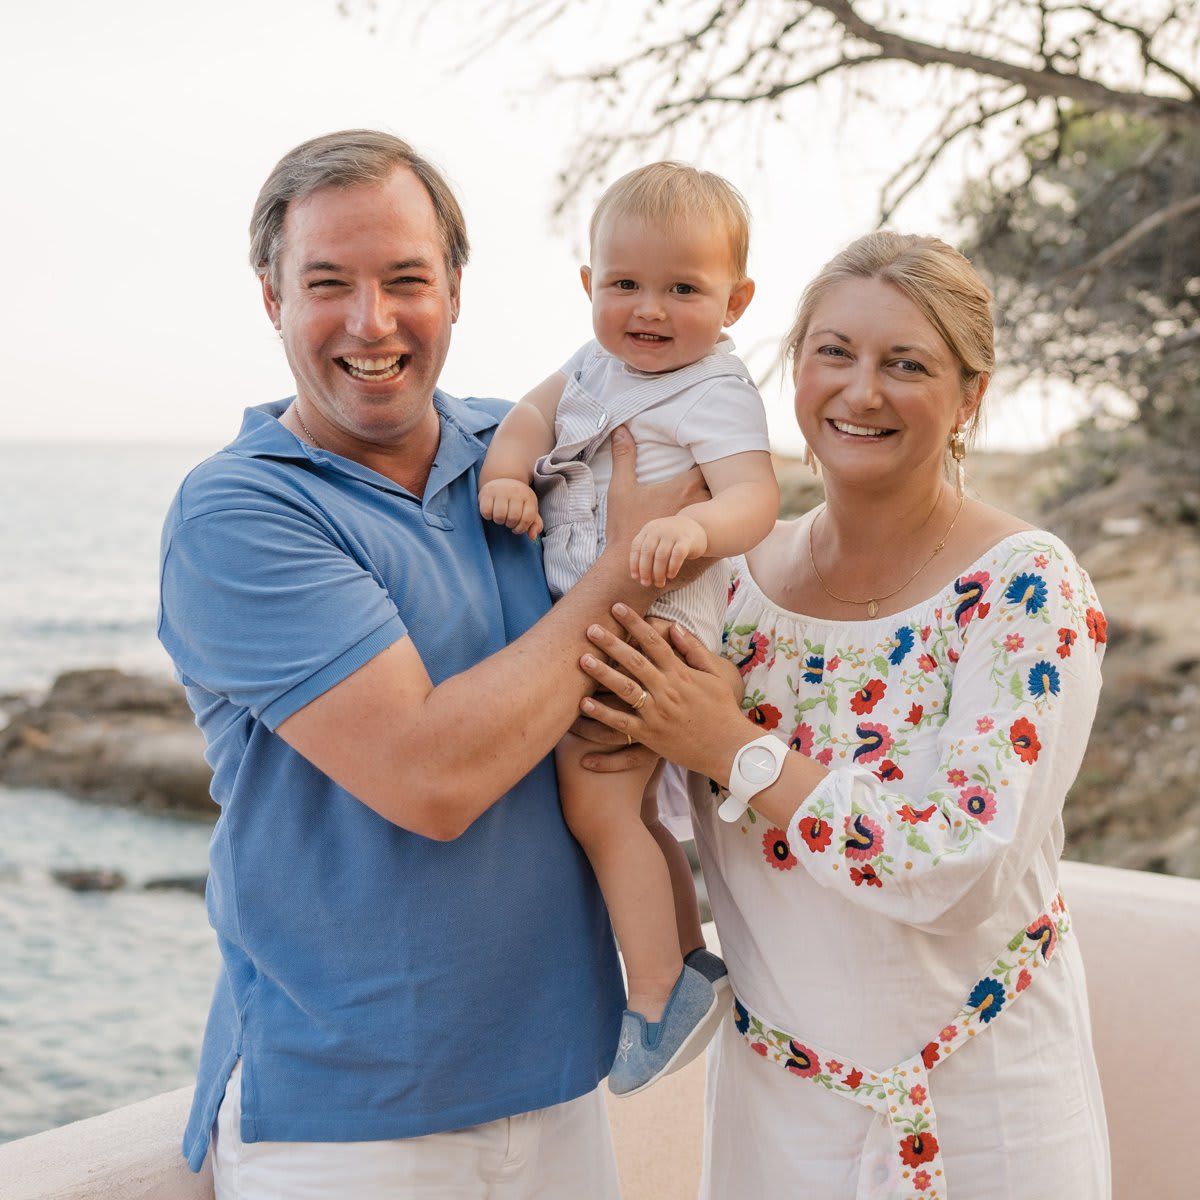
left=0, top=442, right=223, bottom=1143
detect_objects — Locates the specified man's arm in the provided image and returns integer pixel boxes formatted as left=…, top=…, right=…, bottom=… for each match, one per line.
left=277, top=428, right=707, bottom=840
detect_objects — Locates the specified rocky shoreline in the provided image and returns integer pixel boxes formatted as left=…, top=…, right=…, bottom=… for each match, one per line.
left=2, top=452, right=1196, bottom=881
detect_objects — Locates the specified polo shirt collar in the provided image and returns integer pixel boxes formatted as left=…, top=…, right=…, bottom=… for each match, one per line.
left=230, top=392, right=497, bottom=509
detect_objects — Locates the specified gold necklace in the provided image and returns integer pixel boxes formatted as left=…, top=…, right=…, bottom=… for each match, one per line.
left=293, top=405, right=323, bottom=450
left=807, top=491, right=965, bottom=618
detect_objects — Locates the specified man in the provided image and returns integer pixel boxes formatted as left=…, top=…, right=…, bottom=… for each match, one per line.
left=158, top=130, right=704, bottom=1197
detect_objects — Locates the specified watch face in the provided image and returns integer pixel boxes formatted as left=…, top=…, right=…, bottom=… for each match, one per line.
left=739, top=745, right=778, bottom=785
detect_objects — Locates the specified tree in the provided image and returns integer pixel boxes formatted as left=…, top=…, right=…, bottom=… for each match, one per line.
left=453, top=0, right=1200, bottom=487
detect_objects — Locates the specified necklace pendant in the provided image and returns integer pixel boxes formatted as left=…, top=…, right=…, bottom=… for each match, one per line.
left=866, top=599, right=879, bottom=618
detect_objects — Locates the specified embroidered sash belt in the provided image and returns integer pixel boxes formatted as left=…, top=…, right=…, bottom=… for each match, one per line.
left=732, top=893, right=1071, bottom=1199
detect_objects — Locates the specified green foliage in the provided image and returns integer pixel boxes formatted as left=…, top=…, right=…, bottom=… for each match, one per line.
left=960, top=112, right=1200, bottom=488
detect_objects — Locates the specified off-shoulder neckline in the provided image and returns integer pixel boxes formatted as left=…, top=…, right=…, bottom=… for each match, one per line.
left=732, top=528, right=1064, bottom=630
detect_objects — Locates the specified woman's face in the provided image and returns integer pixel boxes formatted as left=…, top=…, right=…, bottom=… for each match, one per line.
left=793, top=276, right=982, bottom=492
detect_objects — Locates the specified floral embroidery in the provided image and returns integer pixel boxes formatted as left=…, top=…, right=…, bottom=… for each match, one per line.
left=1009, top=717, right=1040, bottom=764
left=797, top=815, right=832, bottom=852
left=719, top=535, right=1104, bottom=893
left=1004, top=572, right=1047, bottom=615
left=952, top=571, right=991, bottom=626
left=763, top=828, right=797, bottom=870
left=850, top=678, right=886, bottom=714
left=732, top=895, right=1073, bottom=1200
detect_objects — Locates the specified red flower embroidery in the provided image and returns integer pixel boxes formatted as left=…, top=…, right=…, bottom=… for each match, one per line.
left=939, top=1024, right=956, bottom=1042
left=850, top=864, right=883, bottom=888
left=1034, top=554, right=1048, bottom=568
left=907, top=703, right=924, bottom=725
left=826, top=654, right=841, bottom=672
left=843, top=813, right=884, bottom=860
left=762, top=827, right=797, bottom=871
left=842, top=1068, right=863, bottom=1089
left=1004, top=633, right=1024, bottom=653
left=918, top=654, right=937, bottom=672
left=1009, top=717, right=1041, bottom=764
left=797, top=816, right=832, bottom=853
left=957, top=785, right=997, bottom=824
left=875, top=759, right=903, bottom=782
left=1057, top=627, right=1077, bottom=658
left=735, top=630, right=768, bottom=676
left=746, top=703, right=782, bottom=730
left=921, top=1042, right=940, bottom=1069
left=946, top=768, right=968, bottom=786
left=826, top=1059, right=843, bottom=1074
left=1016, top=968, right=1032, bottom=992
left=920, top=625, right=931, bottom=641
left=947, top=647, right=960, bottom=663
left=788, top=722, right=814, bottom=756
left=909, top=1084, right=927, bottom=1105
left=976, top=716, right=994, bottom=733
left=899, top=1132, right=939, bottom=1167
left=899, top=803, right=937, bottom=824
left=1086, top=607, right=1108, bottom=645
left=815, top=747, right=833, bottom=767
left=751, top=1041, right=768, bottom=1056
left=913, top=1169, right=932, bottom=1191
left=784, top=1040, right=821, bottom=1078
left=850, top=678, right=886, bottom=715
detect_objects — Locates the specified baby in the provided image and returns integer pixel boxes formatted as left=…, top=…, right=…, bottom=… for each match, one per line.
left=478, top=162, right=779, bottom=1095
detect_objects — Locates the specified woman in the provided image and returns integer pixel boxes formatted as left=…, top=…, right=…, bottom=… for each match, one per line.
left=576, top=233, right=1110, bottom=1199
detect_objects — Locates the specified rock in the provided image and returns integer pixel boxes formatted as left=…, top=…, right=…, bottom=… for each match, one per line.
left=142, top=875, right=208, bottom=897
left=0, top=669, right=213, bottom=817
left=51, top=868, right=127, bottom=893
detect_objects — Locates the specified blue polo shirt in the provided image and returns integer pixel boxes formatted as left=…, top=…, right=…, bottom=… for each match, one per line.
left=158, top=395, right=623, bottom=1170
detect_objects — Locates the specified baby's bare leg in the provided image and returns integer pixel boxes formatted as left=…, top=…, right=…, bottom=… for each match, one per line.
left=640, top=764, right=705, bottom=960
left=557, top=733, right=682, bottom=1022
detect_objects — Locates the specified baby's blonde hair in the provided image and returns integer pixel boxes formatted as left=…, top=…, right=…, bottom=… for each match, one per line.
left=589, top=162, right=751, bottom=280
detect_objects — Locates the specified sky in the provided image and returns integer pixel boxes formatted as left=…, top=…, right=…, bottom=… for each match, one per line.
left=1, top=0, right=1090, bottom=455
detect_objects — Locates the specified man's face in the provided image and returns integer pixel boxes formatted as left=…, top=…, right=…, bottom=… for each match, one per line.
left=262, top=168, right=460, bottom=446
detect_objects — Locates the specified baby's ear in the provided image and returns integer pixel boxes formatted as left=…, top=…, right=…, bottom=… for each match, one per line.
left=580, top=265, right=593, bottom=300
left=724, top=277, right=755, bottom=326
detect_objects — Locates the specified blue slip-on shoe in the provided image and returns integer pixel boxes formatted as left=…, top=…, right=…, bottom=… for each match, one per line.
left=684, top=946, right=730, bottom=997
left=607, top=964, right=725, bottom=1098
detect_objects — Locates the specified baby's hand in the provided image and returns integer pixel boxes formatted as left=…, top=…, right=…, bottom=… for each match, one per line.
left=630, top=515, right=708, bottom=588
left=479, top=479, right=543, bottom=539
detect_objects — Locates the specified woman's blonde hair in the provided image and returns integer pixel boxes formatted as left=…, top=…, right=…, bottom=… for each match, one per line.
left=589, top=161, right=751, bottom=280
left=785, top=232, right=994, bottom=437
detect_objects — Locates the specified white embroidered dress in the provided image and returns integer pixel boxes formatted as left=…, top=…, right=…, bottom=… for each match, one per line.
left=691, top=530, right=1111, bottom=1200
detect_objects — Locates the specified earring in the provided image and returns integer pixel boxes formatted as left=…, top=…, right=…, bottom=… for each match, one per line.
left=803, top=443, right=821, bottom=479
left=949, top=428, right=967, bottom=500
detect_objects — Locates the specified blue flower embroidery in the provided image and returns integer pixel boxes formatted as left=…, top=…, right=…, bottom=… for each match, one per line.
left=967, top=977, right=1006, bottom=1024
left=802, top=655, right=825, bottom=684
left=887, top=626, right=915, bottom=665
left=733, top=998, right=750, bottom=1035
left=1005, top=572, right=1048, bottom=615
left=1027, top=660, right=1061, bottom=698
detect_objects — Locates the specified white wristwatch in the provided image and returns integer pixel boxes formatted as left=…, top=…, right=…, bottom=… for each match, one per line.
left=718, top=734, right=789, bottom=823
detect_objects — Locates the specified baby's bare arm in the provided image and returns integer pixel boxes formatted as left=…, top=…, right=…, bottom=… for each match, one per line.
left=478, top=372, right=564, bottom=487
left=683, top=450, right=779, bottom=558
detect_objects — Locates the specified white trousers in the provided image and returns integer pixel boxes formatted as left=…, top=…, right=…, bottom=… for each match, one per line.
left=213, top=1062, right=623, bottom=1199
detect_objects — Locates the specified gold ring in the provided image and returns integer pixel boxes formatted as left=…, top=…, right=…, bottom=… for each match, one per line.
left=632, top=689, right=649, bottom=712
left=625, top=732, right=633, bottom=746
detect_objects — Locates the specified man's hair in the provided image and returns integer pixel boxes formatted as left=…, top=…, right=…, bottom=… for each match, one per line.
left=249, top=130, right=470, bottom=290
left=588, top=161, right=751, bottom=280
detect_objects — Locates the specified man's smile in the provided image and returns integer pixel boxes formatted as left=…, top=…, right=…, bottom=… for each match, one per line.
left=335, top=354, right=410, bottom=382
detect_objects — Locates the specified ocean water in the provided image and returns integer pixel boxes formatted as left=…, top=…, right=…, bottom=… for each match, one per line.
left=1, top=442, right=221, bottom=1142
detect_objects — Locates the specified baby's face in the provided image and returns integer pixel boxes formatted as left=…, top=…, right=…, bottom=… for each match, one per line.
left=583, top=216, right=753, bottom=374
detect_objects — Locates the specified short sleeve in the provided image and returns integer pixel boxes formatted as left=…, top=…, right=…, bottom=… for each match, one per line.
left=559, top=341, right=596, bottom=380
left=158, top=505, right=407, bottom=730
left=674, top=376, right=771, bottom=464
left=782, top=539, right=1106, bottom=933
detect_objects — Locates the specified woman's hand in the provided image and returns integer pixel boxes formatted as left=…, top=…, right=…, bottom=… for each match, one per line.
left=578, top=605, right=750, bottom=782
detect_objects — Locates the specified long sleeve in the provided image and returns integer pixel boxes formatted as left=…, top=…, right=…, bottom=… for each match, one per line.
left=777, top=539, right=1106, bottom=933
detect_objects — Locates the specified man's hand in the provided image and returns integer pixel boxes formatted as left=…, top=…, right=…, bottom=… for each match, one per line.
left=603, top=427, right=709, bottom=588
left=479, top=478, right=543, bottom=539
left=630, top=515, right=708, bottom=588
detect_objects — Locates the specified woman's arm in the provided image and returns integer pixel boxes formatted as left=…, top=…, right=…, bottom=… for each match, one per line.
left=581, top=542, right=1106, bottom=933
